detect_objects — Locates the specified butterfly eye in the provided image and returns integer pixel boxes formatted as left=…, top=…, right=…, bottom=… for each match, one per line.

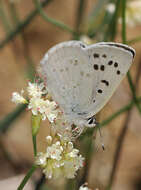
left=87, top=117, right=94, bottom=124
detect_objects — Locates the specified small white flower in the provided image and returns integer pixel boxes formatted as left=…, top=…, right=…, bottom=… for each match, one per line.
left=80, top=35, right=93, bottom=45
left=11, top=91, right=27, bottom=104
left=44, top=101, right=58, bottom=122
left=68, top=149, right=79, bottom=158
left=79, top=186, right=89, bottom=190
left=46, top=142, right=63, bottom=161
left=106, top=3, right=115, bottom=14
left=28, top=97, right=45, bottom=115
left=118, top=0, right=141, bottom=27
left=27, top=82, right=46, bottom=98
left=126, top=1, right=141, bottom=27
left=79, top=183, right=92, bottom=190
left=46, top=136, right=53, bottom=145
left=35, top=136, right=85, bottom=179
left=28, top=97, right=58, bottom=121
left=35, top=152, right=47, bottom=166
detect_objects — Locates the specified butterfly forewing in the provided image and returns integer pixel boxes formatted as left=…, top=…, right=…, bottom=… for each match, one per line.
left=84, top=43, right=135, bottom=117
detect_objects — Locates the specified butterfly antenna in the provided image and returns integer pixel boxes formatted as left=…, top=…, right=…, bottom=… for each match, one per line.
left=97, top=125, right=105, bottom=151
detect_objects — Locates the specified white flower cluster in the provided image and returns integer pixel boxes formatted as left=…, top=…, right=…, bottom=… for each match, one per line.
left=79, top=183, right=99, bottom=190
left=79, top=183, right=93, bottom=190
left=106, top=3, right=115, bottom=14
left=106, top=1, right=141, bottom=27
left=35, top=135, right=84, bottom=179
left=80, top=35, right=93, bottom=45
left=12, top=80, right=85, bottom=179
left=79, top=185, right=90, bottom=190
left=11, top=82, right=59, bottom=122
left=126, top=0, right=141, bottom=27
left=11, top=90, right=27, bottom=104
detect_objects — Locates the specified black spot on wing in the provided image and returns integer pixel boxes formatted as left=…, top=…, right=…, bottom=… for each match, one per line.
left=93, top=53, right=99, bottom=58
left=114, top=62, right=118, bottom=67
left=108, top=60, right=113, bottom=65
left=100, top=65, right=105, bottom=71
left=102, top=54, right=107, bottom=58
left=98, top=89, right=102, bottom=93
left=117, top=70, right=120, bottom=75
left=93, top=64, right=99, bottom=70
left=101, top=80, right=109, bottom=86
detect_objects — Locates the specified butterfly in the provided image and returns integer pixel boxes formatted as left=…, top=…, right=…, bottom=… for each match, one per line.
left=41, top=41, right=135, bottom=128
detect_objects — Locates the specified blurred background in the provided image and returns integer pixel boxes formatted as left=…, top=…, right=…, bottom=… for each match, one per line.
left=0, top=0, right=141, bottom=189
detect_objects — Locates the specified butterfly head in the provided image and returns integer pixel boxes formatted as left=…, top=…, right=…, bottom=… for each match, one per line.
left=73, top=116, right=97, bottom=128
left=85, top=116, right=97, bottom=128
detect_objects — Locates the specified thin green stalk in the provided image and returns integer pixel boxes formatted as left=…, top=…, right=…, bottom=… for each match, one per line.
left=65, top=179, right=77, bottom=190
left=104, top=0, right=121, bottom=41
left=75, top=0, right=86, bottom=33
left=0, top=0, right=52, bottom=49
left=121, top=0, right=141, bottom=113
left=106, top=47, right=141, bottom=190
left=80, top=96, right=141, bottom=138
left=99, top=100, right=133, bottom=128
left=32, top=135, right=37, bottom=157
left=0, top=0, right=52, bottom=134
left=121, top=0, right=126, bottom=44
left=9, top=1, right=20, bottom=26
left=0, top=0, right=12, bottom=34
left=8, top=1, right=36, bottom=81
left=17, top=164, right=37, bottom=190
left=33, top=0, right=76, bottom=35
left=127, top=72, right=141, bottom=113
left=87, top=0, right=108, bottom=34
left=77, top=133, right=94, bottom=188
left=127, top=36, right=141, bottom=45
left=32, top=115, right=41, bottom=157
left=35, top=174, right=46, bottom=190
left=0, top=104, right=27, bottom=133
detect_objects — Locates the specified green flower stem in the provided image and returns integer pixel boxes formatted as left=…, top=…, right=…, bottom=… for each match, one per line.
left=98, top=97, right=141, bottom=127
left=121, top=0, right=126, bottom=44
left=75, top=0, right=86, bottom=34
left=0, top=104, right=27, bottom=133
left=32, top=114, right=41, bottom=157
left=0, top=0, right=52, bottom=134
left=33, top=0, right=76, bottom=35
left=17, top=164, right=37, bottom=190
left=0, top=0, right=12, bottom=34
left=32, top=135, right=37, bottom=157
left=80, top=96, right=141, bottom=138
left=127, top=72, right=141, bottom=113
left=0, top=0, right=52, bottom=49
left=104, top=0, right=121, bottom=41
left=9, top=1, right=20, bottom=26
left=8, top=1, right=36, bottom=81
left=127, top=36, right=141, bottom=45
left=99, top=99, right=133, bottom=128
left=121, top=0, right=141, bottom=114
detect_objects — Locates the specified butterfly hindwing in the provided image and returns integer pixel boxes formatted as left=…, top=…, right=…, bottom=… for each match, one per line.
left=41, top=41, right=96, bottom=118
